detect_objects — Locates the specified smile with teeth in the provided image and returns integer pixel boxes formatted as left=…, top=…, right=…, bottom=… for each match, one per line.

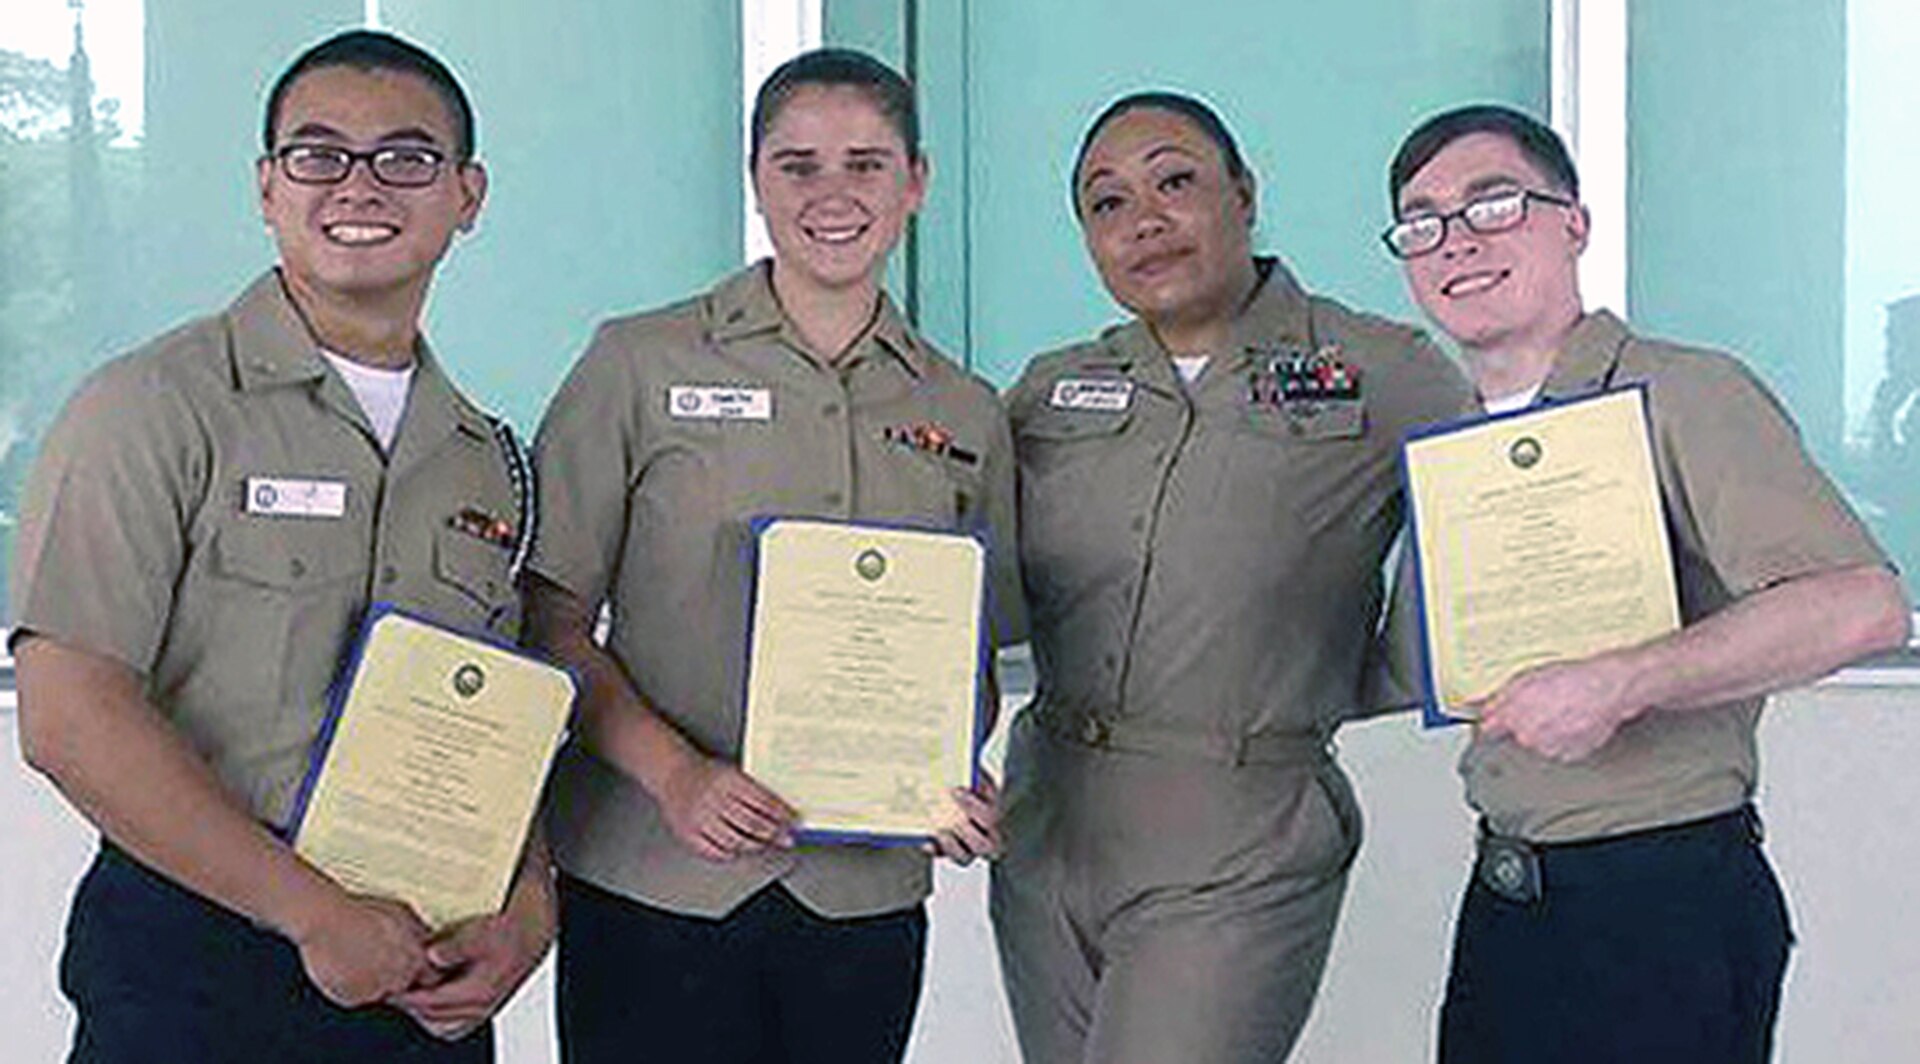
left=1442, top=268, right=1510, bottom=297
left=323, top=222, right=401, bottom=245
left=802, top=220, right=870, bottom=245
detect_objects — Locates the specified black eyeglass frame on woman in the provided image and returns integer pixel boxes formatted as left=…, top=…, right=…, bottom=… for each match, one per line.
left=1382, top=187, right=1577, bottom=259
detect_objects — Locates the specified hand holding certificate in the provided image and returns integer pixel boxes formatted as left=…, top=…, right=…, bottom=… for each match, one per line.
left=741, top=519, right=988, bottom=845
left=292, top=609, right=574, bottom=930
left=1403, top=389, right=1680, bottom=722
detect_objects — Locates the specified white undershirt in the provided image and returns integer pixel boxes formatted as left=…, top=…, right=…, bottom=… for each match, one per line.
left=1481, top=382, right=1545, bottom=415
left=1172, top=356, right=1209, bottom=385
left=320, top=349, right=415, bottom=452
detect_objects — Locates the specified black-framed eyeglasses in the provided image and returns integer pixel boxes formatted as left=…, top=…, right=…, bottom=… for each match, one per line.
left=1381, top=188, right=1577, bottom=259
left=269, top=143, right=451, bottom=188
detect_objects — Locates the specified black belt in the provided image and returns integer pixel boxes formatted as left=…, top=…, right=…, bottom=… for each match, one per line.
left=1474, top=805, right=1764, bottom=905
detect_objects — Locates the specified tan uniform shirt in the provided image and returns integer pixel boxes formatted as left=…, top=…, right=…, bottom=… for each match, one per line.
left=530, top=263, right=1023, bottom=919
left=9, top=272, right=528, bottom=827
left=1008, top=260, right=1474, bottom=757
left=1455, top=311, right=1889, bottom=842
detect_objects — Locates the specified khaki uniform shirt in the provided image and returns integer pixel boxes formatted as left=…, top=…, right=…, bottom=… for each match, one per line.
left=1007, top=260, right=1474, bottom=758
left=530, top=263, right=1023, bottom=919
left=9, top=272, right=528, bottom=827
left=1456, top=311, right=1889, bottom=841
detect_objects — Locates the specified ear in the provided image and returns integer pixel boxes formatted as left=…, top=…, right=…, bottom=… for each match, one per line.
left=256, top=155, right=277, bottom=223
left=1567, top=201, right=1591, bottom=256
left=455, top=161, right=489, bottom=231
left=748, top=155, right=769, bottom=218
left=903, top=154, right=931, bottom=217
left=1235, top=169, right=1258, bottom=231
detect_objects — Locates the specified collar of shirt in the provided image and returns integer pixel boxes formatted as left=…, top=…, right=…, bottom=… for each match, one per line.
left=1096, top=255, right=1317, bottom=394
left=705, top=259, right=926, bottom=379
left=223, top=269, right=495, bottom=462
left=1540, top=308, right=1635, bottom=399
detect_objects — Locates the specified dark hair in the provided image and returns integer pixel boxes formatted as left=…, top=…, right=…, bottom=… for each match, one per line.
left=1070, top=91, right=1250, bottom=211
left=1388, top=104, right=1578, bottom=209
left=263, top=30, right=477, bottom=160
left=750, top=48, right=919, bottom=166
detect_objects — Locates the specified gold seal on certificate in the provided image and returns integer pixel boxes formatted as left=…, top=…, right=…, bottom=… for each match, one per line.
left=742, top=519, right=987, bottom=843
left=1403, top=389, right=1680, bottom=719
left=291, top=609, right=575, bottom=929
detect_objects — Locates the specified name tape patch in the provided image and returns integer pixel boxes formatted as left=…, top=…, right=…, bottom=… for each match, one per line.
left=245, top=476, right=347, bottom=519
left=1048, top=378, right=1134, bottom=412
left=668, top=385, right=773, bottom=421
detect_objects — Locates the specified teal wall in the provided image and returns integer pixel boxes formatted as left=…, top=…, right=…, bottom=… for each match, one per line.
left=1628, top=0, right=1847, bottom=458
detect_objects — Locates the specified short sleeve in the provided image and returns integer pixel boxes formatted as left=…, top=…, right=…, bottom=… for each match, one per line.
left=527, top=322, right=644, bottom=605
left=1655, top=353, right=1888, bottom=595
left=9, top=363, right=203, bottom=672
left=1369, top=328, right=1479, bottom=442
left=1002, top=353, right=1055, bottom=434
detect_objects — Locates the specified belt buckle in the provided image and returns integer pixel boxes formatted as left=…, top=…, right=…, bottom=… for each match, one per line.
left=1477, top=835, right=1542, bottom=905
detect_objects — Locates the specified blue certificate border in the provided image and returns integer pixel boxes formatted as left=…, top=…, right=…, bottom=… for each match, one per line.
left=740, top=515, right=996, bottom=849
left=284, top=602, right=581, bottom=842
left=1398, top=383, right=1658, bottom=729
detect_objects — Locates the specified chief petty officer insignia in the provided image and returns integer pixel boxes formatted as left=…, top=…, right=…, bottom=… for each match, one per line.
left=1247, top=343, right=1362, bottom=409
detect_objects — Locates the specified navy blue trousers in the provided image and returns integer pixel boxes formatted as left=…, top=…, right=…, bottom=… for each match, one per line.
left=1439, top=807, right=1793, bottom=1064
left=556, top=876, right=926, bottom=1064
left=60, top=844, right=492, bottom=1064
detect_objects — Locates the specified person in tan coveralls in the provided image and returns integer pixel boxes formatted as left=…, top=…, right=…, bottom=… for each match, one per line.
left=989, top=91, right=1475, bottom=1064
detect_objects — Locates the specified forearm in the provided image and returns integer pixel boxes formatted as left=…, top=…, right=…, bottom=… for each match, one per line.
left=1618, top=564, right=1911, bottom=716
left=488, top=823, right=556, bottom=964
left=507, top=823, right=555, bottom=910
left=15, top=637, right=346, bottom=941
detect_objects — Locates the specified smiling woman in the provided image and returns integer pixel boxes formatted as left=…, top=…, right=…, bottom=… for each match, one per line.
left=749, top=70, right=924, bottom=355
left=519, top=46, right=1025, bottom=1064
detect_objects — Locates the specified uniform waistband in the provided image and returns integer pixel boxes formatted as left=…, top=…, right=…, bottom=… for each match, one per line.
left=1031, top=709, right=1332, bottom=766
left=1474, top=805, right=1763, bottom=903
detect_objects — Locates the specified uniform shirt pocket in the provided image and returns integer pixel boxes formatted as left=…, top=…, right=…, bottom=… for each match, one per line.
left=213, top=515, right=366, bottom=591
left=1013, top=407, right=1134, bottom=481
left=1238, top=399, right=1366, bottom=442
left=194, top=517, right=367, bottom=739
left=432, top=525, right=519, bottom=634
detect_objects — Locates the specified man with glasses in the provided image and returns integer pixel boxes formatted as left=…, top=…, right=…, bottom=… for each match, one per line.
left=1376, top=103, right=1911, bottom=1063
left=10, top=29, right=551, bottom=1061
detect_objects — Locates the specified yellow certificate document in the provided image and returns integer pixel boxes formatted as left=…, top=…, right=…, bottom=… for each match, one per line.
left=742, top=519, right=987, bottom=843
left=292, top=609, right=574, bottom=929
left=1404, top=388, right=1680, bottom=719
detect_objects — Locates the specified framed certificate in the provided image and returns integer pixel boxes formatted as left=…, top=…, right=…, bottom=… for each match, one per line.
left=290, top=606, right=575, bottom=930
left=740, top=518, right=990, bottom=846
left=1402, top=388, right=1681, bottom=725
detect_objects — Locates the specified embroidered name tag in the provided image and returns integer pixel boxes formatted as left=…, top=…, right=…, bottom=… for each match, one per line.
left=1048, top=378, right=1134, bottom=412
left=244, top=476, right=347, bottom=519
left=667, top=385, right=773, bottom=421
